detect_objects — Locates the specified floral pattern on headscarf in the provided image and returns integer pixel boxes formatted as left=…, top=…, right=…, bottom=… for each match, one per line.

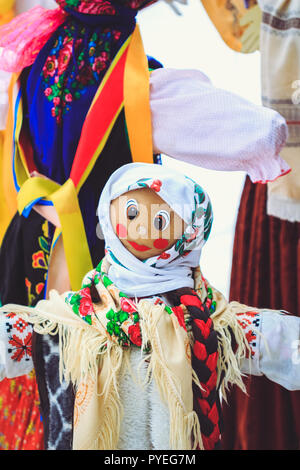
left=127, top=175, right=213, bottom=260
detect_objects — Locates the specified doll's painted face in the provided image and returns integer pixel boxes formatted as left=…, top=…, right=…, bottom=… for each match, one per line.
left=110, top=188, right=186, bottom=260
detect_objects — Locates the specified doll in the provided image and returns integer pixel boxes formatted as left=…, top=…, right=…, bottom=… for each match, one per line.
left=0, top=0, right=291, bottom=450
left=0, top=162, right=299, bottom=450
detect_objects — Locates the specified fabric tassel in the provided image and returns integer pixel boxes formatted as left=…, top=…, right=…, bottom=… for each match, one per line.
left=86, top=347, right=125, bottom=450
left=211, top=300, right=256, bottom=399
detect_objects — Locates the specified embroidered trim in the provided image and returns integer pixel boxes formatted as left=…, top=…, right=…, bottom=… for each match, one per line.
left=236, top=311, right=260, bottom=358
left=5, top=313, right=33, bottom=365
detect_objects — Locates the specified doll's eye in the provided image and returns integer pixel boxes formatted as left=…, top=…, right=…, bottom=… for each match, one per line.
left=126, top=199, right=139, bottom=220
left=153, top=210, right=170, bottom=231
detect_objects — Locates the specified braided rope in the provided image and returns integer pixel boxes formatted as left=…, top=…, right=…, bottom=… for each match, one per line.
left=166, top=287, right=221, bottom=450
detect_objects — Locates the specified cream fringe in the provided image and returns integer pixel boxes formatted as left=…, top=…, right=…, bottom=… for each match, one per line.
left=0, top=279, right=253, bottom=449
left=212, top=300, right=260, bottom=399
left=88, top=347, right=126, bottom=450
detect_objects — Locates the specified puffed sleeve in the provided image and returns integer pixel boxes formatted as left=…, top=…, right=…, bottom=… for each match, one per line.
left=150, top=68, right=290, bottom=184
left=0, top=312, right=34, bottom=381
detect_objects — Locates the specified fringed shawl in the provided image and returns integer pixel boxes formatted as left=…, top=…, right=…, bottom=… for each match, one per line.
left=0, top=258, right=253, bottom=450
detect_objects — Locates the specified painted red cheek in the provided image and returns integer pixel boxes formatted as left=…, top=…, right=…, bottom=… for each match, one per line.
left=116, top=223, right=127, bottom=238
left=153, top=238, right=169, bottom=250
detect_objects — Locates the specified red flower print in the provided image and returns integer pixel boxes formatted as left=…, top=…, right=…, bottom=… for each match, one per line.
left=9, top=333, right=32, bottom=362
left=120, top=297, right=137, bottom=314
left=113, top=30, right=121, bottom=41
left=65, top=93, right=73, bottom=103
left=186, top=228, right=199, bottom=243
left=172, top=306, right=186, bottom=330
left=92, top=52, right=109, bottom=74
left=80, top=288, right=92, bottom=299
left=128, top=0, right=146, bottom=8
left=150, top=179, right=162, bottom=192
left=79, top=298, right=93, bottom=318
left=32, top=251, right=47, bottom=269
left=45, top=87, right=53, bottom=97
left=78, top=288, right=94, bottom=317
left=57, top=41, right=73, bottom=76
left=36, top=283, right=45, bottom=295
left=77, top=1, right=116, bottom=15
left=128, top=323, right=142, bottom=347
left=42, top=55, right=58, bottom=78
left=158, top=252, right=170, bottom=260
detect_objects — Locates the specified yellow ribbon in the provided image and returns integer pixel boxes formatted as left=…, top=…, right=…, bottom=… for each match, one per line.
left=17, top=177, right=93, bottom=291
left=124, top=25, right=153, bottom=164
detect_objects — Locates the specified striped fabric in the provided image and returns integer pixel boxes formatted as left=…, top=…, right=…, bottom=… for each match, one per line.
left=259, top=0, right=300, bottom=221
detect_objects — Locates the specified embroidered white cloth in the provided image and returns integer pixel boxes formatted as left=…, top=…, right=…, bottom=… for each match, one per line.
left=0, top=312, right=33, bottom=381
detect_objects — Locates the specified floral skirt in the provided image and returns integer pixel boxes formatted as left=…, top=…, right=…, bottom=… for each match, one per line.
left=0, top=374, right=44, bottom=450
left=0, top=211, right=51, bottom=450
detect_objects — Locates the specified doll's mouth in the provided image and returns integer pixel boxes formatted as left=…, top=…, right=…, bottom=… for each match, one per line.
left=128, top=240, right=151, bottom=252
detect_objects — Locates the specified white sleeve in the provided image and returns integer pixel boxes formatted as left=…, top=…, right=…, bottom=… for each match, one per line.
left=0, top=312, right=34, bottom=381
left=240, top=310, right=300, bottom=391
left=150, top=68, right=289, bottom=183
left=259, top=311, right=300, bottom=391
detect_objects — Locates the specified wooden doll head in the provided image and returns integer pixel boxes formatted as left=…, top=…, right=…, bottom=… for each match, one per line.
left=110, top=187, right=186, bottom=260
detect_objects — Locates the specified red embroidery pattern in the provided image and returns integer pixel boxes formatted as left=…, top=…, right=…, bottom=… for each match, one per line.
left=6, top=315, right=32, bottom=364
left=236, top=311, right=260, bottom=358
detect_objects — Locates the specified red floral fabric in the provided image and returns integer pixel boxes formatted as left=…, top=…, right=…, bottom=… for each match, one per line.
left=0, top=374, right=44, bottom=450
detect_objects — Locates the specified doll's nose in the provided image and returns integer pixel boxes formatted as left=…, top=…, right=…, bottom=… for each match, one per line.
left=137, top=224, right=147, bottom=236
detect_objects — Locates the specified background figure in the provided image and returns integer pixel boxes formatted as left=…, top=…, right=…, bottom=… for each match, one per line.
left=0, top=0, right=45, bottom=451
left=222, top=0, right=300, bottom=450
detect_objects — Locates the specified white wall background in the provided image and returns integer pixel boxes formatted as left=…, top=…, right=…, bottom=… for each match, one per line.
left=16, top=0, right=261, bottom=297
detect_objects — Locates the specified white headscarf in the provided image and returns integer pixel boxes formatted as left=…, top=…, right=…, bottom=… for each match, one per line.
left=97, top=163, right=213, bottom=297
